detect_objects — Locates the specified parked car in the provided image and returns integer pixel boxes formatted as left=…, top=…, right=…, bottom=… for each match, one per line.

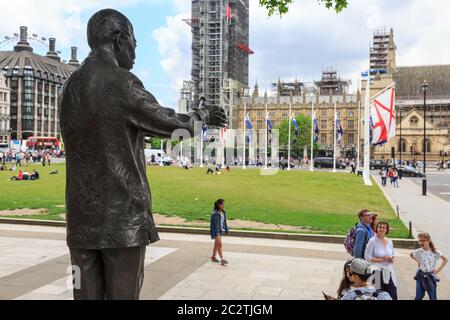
left=370, top=160, right=390, bottom=170
left=313, top=157, right=347, bottom=169
left=397, top=165, right=424, bottom=177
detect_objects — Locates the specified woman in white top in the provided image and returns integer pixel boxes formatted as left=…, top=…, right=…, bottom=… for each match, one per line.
left=364, top=221, right=397, bottom=300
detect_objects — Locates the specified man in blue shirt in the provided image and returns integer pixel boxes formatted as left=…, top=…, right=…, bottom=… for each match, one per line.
left=353, top=209, right=374, bottom=259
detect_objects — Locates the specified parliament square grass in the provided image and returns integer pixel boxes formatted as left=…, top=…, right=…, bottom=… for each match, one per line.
left=0, top=164, right=409, bottom=238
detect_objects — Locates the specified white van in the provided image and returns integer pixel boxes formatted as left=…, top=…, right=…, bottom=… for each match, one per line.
left=144, top=149, right=173, bottom=166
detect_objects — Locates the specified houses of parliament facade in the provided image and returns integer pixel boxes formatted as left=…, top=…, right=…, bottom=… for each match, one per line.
left=234, top=29, right=450, bottom=161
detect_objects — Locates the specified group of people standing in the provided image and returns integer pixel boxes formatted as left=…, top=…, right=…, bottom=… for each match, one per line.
left=0, top=149, right=56, bottom=168
left=336, top=209, right=448, bottom=300
left=379, top=167, right=400, bottom=187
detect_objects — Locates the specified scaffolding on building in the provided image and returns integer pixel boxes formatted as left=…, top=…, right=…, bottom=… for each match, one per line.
left=315, top=68, right=350, bottom=96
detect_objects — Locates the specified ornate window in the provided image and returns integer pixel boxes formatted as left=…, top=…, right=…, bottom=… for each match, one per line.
left=423, top=139, right=432, bottom=153
left=410, top=116, right=419, bottom=127
left=399, top=139, right=407, bottom=153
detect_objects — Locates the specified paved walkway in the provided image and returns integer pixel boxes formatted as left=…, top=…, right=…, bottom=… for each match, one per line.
left=1, top=223, right=450, bottom=300
left=375, top=175, right=450, bottom=284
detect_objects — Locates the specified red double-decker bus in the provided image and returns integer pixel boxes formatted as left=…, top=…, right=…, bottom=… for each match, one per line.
left=26, top=136, right=60, bottom=150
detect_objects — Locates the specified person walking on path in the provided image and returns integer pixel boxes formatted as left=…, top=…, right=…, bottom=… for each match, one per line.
left=392, top=168, right=399, bottom=188
left=380, top=169, right=387, bottom=187
left=340, top=259, right=392, bottom=300
left=353, top=209, right=374, bottom=259
left=364, top=221, right=398, bottom=300
left=387, top=168, right=394, bottom=185
left=410, top=232, right=448, bottom=300
left=210, top=199, right=229, bottom=266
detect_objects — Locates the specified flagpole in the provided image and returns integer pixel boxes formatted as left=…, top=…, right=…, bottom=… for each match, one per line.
left=160, top=139, right=164, bottom=167
left=200, top=131, right=204, bottom=168
left=333, top=102, right=337, bottom=173
left=265, top=103, right=268, bottom=170
left=356, top=97, right=361, bottom=172
left=363, top=72, right=373, bottom=186
left=288, top=103, right=292, bottom=171
left=221, top=128, right=225, bottom=167
left=310, top=103, right=314, bottom=172
left=243, top=106, right=247, bottom=170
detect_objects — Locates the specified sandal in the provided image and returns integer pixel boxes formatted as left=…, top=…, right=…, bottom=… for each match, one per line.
left=220, top=259, right=229, bottom=266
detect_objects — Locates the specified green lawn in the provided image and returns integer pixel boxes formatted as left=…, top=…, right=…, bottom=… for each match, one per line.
left=0, top=163, right=409, bottom=238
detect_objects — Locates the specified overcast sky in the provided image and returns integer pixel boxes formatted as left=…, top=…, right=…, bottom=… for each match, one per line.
left=1, top=0, right=449, bottom=109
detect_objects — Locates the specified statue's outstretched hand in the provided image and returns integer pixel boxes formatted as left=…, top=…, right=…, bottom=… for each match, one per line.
left=201, top=104, right=227, bottom=127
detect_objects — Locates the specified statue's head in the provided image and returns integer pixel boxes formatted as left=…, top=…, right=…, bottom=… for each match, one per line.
left=87, top=9, right=136, bottom=70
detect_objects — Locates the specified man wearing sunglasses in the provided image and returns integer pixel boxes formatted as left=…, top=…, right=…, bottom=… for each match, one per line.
left=353, top=209, right=374, bottom=258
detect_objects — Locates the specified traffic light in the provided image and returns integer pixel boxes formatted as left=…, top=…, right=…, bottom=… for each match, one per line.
left=440, top=150, right=443, bottom=157
left=391, top=147, right=395, bottom=159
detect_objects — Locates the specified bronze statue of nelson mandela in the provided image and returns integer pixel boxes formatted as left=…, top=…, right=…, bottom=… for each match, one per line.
left=59, top=9, right=226, bottom=300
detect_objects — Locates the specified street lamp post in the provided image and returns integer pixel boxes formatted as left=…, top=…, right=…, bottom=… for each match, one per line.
left=399, top=105, right=402, bottom=166
left=421, top=80, right=429, bottom=196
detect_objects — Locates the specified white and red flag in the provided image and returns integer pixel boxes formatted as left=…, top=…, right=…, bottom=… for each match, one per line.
left=226, top=3, right=232, bottom=22
left=370, top=83, right=396, bottom=145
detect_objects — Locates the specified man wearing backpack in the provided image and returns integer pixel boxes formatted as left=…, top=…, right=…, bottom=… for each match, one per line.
left=353, top=209, right=374, bottom=259
left=340, top=259, right=392, bottom=300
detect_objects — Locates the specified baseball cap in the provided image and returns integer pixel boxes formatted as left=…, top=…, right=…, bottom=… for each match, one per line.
left=350, top=258, right=372, bottom=276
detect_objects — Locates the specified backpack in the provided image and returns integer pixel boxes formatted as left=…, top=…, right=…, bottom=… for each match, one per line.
left=344, top=223, right=358, bottom=255
left=353, top=289, right=382, bottom=300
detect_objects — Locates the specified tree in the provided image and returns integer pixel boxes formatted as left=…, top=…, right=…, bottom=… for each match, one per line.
left=259, top=0, right=348, bottom=16
left=276, top=114, right=319, bottom=158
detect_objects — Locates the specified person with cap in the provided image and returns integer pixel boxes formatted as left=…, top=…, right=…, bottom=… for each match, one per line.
left=340, top=258, right=392, bottom=300
left=353, top=209, right=374, bottom=259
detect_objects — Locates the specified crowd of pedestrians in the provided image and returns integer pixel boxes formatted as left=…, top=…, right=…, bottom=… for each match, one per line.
left=0, top=149, right=63, bottom=170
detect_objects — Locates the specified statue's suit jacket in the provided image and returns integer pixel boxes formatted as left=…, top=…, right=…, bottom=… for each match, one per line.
left=60, top=52, right=197, bottom=249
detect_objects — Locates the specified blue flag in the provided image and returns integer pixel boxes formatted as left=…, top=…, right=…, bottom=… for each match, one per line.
left=291, top=116, right=299, bottom=145
left=202, top=124, right=208, bottom=142
left=245, top=113, right=253, bottom=144
left=336, top=118, right=343, bottom=144
left=313, top=115, right=319, bottom=144
left=266, top=114, right=273, bottom=144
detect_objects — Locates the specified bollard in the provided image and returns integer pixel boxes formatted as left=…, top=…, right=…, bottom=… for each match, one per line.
left=396, top=205, right=400, bottom=219
left=409, top=221, right=413, bottom=239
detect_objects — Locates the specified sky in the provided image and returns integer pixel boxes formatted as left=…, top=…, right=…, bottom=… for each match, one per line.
left=0, top=0, right=449, bottom=110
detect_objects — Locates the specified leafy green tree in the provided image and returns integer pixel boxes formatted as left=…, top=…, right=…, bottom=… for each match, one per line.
left=259, top=0, right=348, bottom=16
left=276, top=114, right=319, bottom=158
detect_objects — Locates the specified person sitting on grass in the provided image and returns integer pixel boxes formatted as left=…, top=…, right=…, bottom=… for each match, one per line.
left=9, top=170, right=24, bottom=181
left=340, top=259, right=392, bottom=300
left=30, top=169, right=40, bottom=180
left=210, top=199, right=229, bottom=266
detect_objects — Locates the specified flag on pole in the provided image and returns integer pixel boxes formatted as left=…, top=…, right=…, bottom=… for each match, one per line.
left=220, top=126, right=228, bottom=143
left=226, top=3, right=232, bottom=22
left=266, top=113, right=273, bottom=143
left=291, top=115, right=299, bottom=145
left=336, top=118, right=343, bottom=144
left=245, top=113, right=253, bottom=144
left=313, top=114, right=319, bottom=144
left=202, top=124, right=208, bottom=142
left=370, top=83, right=396, bottom=145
